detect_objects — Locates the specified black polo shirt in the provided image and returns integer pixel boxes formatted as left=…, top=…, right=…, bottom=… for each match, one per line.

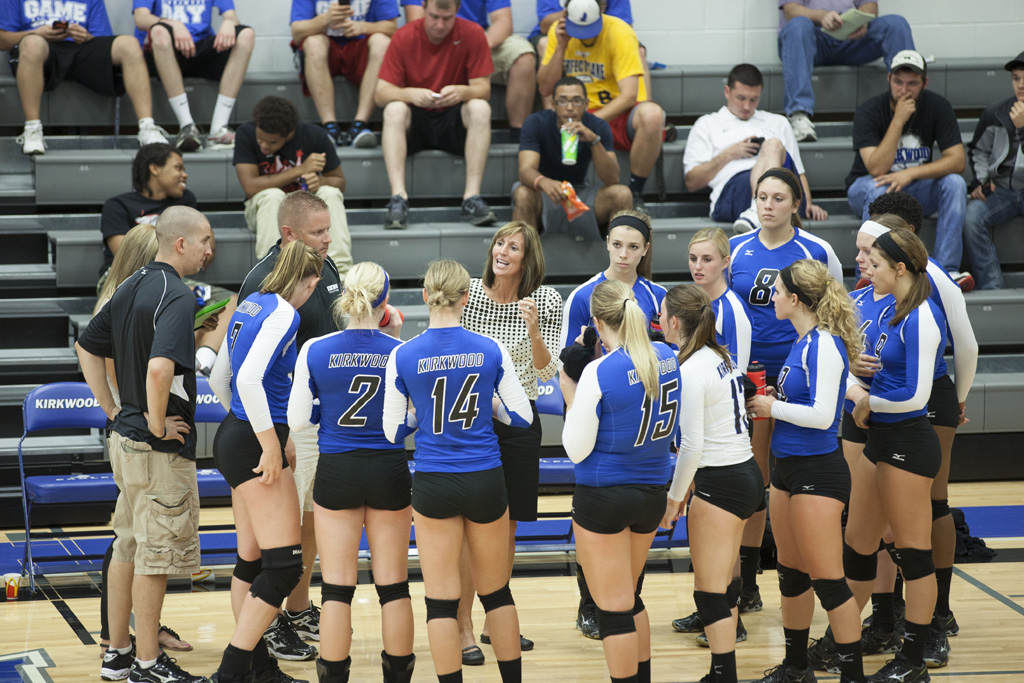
left=79, top=261, right=198, bottom=459
left=237, top=241, right=342, bottom=348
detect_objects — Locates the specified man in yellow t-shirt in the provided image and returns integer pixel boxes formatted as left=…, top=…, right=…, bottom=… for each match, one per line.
left=538, top=0, right=665, bottom=212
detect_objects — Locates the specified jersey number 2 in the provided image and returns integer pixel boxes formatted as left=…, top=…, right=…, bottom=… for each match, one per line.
left=635, top=378, right=679, bottom=447
left=337, top=375, right=381, bottom=428
left=430, top=374, right=480, bottom=434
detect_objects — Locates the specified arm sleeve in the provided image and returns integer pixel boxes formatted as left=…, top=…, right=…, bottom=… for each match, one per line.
left=560, top=285, right=589, bottom=350
left=100, top=198, right=130, bottom=244
left=494, top=342, right=534, bottom=428
left=931, top=271, right=978, bottom=402
left=78, top=301, right=115, bottom=358
left=541, top=22, right=557, bottom=65
left=209, top=335, right=233, bottom=410
left=290, top=0, right=316, bottom=22
left=933, top=97, right=964, bottom=152
left=214, top=0, right=236, bottom=13
left=519, top=115, right=542, bottom=153
left=232, top=124, right=259, bottom=165
left=869, top=309, right=942, bottom=413
left=597, top=117, right=614, bottom=149
left=823, top=242, right=844, bottom=281
left=235, top=305, right=295, bottom=432
left=287, top=341, right=316, bottom=432
left=465, top=23, right=494, bottom=79
left=382, top=346, right=412, bottom=443
left=609, top=21, right=644, bottom=83
left=852, top=100, right=885, bottom=150
left=561, top=361, right=602, bottom=463
left=682, top=117, right=713, bottom=174
left=87, top=0, right=113, bottom=36
left=150, top=287, right=195, bottom=370
left=667, top=366, right=705, bottom=501
left=536, top=288, right=563, bottom=382
left=770, top=335, right=845, bottom=429
left=377, top=30, right=406, bottom=86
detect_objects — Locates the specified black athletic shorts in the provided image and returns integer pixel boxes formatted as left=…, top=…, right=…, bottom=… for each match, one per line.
left=313, top=447, right=411, bottom=511
left=412, top=466, right=508, bottom=524
left=841, top=408, right=867, bottom=445
left=408, top=104, right=467, bottom=156
left=10, top=35, right=124, bottom=95
left=494, top=401, right=541, bottom=522
left=572, top=484, right=667, bottom=535
left=927, top=373, right=959, bottom=429
left=864, top=416, right=941, bottom=478
left=771, top=446, right=851, bottom=504
left=213, top=412, right=289, bottom=489
left=143, top=24, right=250, bottom=81
left=693, top=458, right=764, bottom=520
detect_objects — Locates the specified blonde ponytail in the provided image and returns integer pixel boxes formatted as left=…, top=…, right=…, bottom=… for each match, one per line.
left=590, top=279, right=659, bottom=398
left=334, top=261, right=388, bottom=324
left=785, top=260, right=863, bottom=366
left=423, top=259, right=471, bottom=311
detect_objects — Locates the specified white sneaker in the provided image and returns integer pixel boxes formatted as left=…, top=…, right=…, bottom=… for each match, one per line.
left=732, top=207, right=760, bottom=234
left=789, top=112, right=817, bottom=143
left=138, top=121, right=170, bottom=146
left=17, top=127, right=45, bottom=155
left=205, top=126, right=236, bottom=149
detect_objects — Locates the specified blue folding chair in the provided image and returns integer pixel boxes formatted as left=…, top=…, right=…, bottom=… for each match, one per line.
left=195, top=377, right=228, bottom=424
left=536, top=376, right=564, bottom=416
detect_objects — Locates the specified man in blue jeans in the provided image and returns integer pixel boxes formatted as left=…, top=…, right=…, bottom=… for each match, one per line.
left=846, top=50, right=970, bottom=288
left=962, top=51, right=1024, bottom=290
left=778, top=1, right=913, bottom=142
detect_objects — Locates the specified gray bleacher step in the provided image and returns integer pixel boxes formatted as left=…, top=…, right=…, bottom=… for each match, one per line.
left=0, top=263, right=55, bottom=288
left=0, top=435, right=104, bottom=459
left=0, top=385, right=38, bottom=407
left=0, top=173, right=34, bottom=199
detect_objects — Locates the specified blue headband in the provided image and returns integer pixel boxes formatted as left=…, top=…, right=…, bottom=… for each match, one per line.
left=371, top=271, right=390, bottom=309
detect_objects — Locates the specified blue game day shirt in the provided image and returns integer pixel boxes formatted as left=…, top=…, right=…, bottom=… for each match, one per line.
left=382, top=327, right=532, bottom=473
left=713, top=288, right=752, bottom=373
left=528, top=0, right=632, bottom=39
left=289, top=329, right=415, bottom=453
left=520, top=109, right=613, bottom=188
left=294, top=0, right=399, bottom=45
left=132, top=0, right=234, bottom=44
left=0, top=0, right=112, bottom=38
left=560, top=273, right=667, bottom=350
left=400, top=0, right=506, bottom=29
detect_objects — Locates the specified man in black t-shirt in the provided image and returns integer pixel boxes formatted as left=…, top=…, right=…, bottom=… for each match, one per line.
left=233, top=95, right=352, bottom=277
left=846, top=50, right=969, bottom=282
left=513, top=76, right=631, bottom=241
left=77, top=205, right=212, bottom=683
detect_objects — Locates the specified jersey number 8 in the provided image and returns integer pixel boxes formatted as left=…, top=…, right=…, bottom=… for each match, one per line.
left=430, top=374, right=481, bottom=435
left=748, top=268, right=780, bottom=307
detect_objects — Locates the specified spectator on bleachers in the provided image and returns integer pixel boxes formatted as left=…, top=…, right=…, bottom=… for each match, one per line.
left=0, top=0, right=169, bottom=155
left=778, top=1, right=914, bottom=143
left=132, top=0, right=254, bottom=152
left=233, top=95, right=352, bottom=274
left=845, top=50, right=969, bottom=285
left=537, top=0, right=664, bottom=213
left=401, top=0, right=536, bottom=143
left=375, top=0, right=497, bottom=230
left=513, top=75, right=631, bottom=240
left=962, top=51, right=1024, bottom=291
left=290, top=0, right=398, bottom=148
left=683, top=63, right=827, bottom=234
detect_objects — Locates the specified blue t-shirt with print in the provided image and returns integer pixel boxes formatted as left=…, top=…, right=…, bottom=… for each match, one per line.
left=0, top=0, right=112, bottom=39
left=292, top=0, right=399, bottom=46
left=132, top=0, right=235, bottom=45
left=400, top=0, right=508, bottom=29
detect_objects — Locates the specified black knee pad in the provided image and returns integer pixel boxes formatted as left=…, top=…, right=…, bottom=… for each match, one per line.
left=880, top=539, right=898, bottom=564
left=892, top=547, right=934, bottom=581
left=233, top=555, right=262, bottom=584
left=375, top=581, right=410, bottom=606
left=725, top=577, right=742, bottom=607
left=693, top=591, right=732, bottom=627
left=424, top=596, right=459, bottom=621
left=931, top=498, right=950, bottom=521
left=843, top=543, right=878, bottom=582
left=776, top=562, right=812, bottom=598
left=322, top=582, right=356, bottom=605
left=812, top=577, right=853, bottom=611
left=249, top=545, right=303, bottom=607
left=478, top=583, right=515, bottom=613
left=597, top=608, right=636, bottom=639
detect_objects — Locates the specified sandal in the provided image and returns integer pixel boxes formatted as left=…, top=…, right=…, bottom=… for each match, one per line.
left=479, top=633, right=534, bottom=651
left=158, top=625, right=193, bottom=652
left=461, top=645, right=485, bottom=666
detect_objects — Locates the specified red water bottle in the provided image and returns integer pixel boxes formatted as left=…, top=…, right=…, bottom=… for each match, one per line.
left=746, top=361, right=767, bottom=421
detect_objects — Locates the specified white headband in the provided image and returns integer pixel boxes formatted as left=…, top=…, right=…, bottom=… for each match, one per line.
left=858, top=220, right=891, bottom=239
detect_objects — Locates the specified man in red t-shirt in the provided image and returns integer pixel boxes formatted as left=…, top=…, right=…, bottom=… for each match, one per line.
left=374, top=0, right=497, bottom=230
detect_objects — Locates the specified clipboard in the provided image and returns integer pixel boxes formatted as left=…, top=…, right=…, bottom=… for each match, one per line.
left=822, top=8, right=876, bottom=40
left=194, top=297, right=231, bottom=331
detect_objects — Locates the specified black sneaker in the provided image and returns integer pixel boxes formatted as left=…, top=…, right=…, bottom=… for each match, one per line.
left=923, top=625, right=950, bottom=668
left=461, top=195, right=497, bottom=227
left=807, top=632, right=841, bottom=674
left=631, top=191, right=648, bottom=215
left=101, top=643, right=136, bottom=681
left=867, top=655, right=930, bottom=682
left=671, top=610, right=703, bottom=633
left=576, top=605, right=599, bottom=639
left=695, top=616, right=746, bottom=647
left=282, top=601, right=320, bottom=641
left=756, top=661, right=817, bottom=683
left=264, top=619, right=317, bottom=661
left=210, top=675, right=254, bottom=683
left=861, top=623, right=901, bottom=656
left=175, top=123, right=204, bottom=153
left=253, top=661, right=309, bottom=683
left=384, top=195, right=409, bottom=230
left=934, top=611, right=958, bottom=637
left=129, top=653, right=208, bottom=682
left=324, top=121, right=347, bottom=147
left=739, top=586, right=763, bottom=613
left=350, top=122, right=376, bottom=148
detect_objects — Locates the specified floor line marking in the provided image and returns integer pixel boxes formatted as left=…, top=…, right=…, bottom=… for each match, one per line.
left=953, top=566, right=1024, bottom=617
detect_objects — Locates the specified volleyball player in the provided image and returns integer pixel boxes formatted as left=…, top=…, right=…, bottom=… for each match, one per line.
left=382, top=260, right=533, bottom=683
left=287, top=262, right=414, bottom=683
left=208, top=241, right=322, bottom=683
left=560, top=279, right=680, bottom=683
left=728, top=168, right=842, bottom=613
left=743, top=260, right=865, bottom=683
left=660, top=285, right=762, bottom=683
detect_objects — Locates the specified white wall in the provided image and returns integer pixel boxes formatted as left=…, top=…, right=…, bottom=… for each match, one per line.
left=105, top=0, right=1024, bottom=73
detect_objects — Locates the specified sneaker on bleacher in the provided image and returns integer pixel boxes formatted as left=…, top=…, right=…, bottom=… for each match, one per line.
left=206, top=126, right=236, bottom=150
left=17, top=124, right=45, bottom=155
left=138, top=120, right=171, bottom=147
left=788, top=112, right=817, bottom=143
left=176, top=123, right=204, bottom=153
left=733, top=207, right=760, bottom=234
left=350, top=122, right=377, bottom=148
left=461, top=195, right=497, bottom=227
left=385, top=195, right=410, bottom=230
left=324, top=121, right=347, bottom=147
left=951, top=271, right=975, bottom=292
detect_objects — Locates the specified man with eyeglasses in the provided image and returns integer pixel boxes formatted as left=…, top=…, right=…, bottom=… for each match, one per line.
left=513, top=76, right=631, bottom=241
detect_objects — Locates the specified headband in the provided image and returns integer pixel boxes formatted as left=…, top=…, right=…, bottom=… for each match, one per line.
left=371, top=270, right=390, bottom=309
left=609, top=214, right=651, bottom=242
left=874, top=231, right=920, bottom=274
left=757, top=168, right=801, bottom=201
left=858, top=220, right=891, bottom=239
left=779, top=265, right=814, bottom=308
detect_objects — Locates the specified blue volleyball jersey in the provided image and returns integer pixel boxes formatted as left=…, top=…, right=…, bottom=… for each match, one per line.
left=382, top=327, right=532, bottom=473
left=560, top=273, right=667, bottom=350
left=290, top=329, right=413, bottom=453
left=924, top=259, right=978, bottom=400
left=713, top=288, right=752, bottom=372
left=770, top=329, right=849, bottom=457
left=867, top=299, right=945, bottom=423
left=219, top=292, right=299, bottom=431
left=844, top=284, right=894, bottom=414
left=562, top=343, right=679, bottom=487
left=728, top=228, right=843, bottom=375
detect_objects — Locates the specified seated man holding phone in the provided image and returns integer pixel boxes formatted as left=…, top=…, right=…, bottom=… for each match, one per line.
left=683, top=62, right=827, bottom=233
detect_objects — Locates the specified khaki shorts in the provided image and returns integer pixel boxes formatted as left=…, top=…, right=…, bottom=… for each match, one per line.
left=110, top=431, right=201, bottom=575
left=491, top=34, right=535, bottom=85
left=290, top=424, right=320, bottom=518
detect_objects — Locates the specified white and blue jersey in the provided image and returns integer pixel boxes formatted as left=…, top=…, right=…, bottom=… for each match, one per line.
left=289, top=329, right=414, bottom=453
left=713, top=288, right=752, bottom=372
left=728, top=228, right=843, bottom=375
left=562, top=343, right=679, bottom=487
left=924, top=259, right=978, bottom=402
left=844, top=284, right=893, bottom=414
left=132, top=0, right=233, bottom=44
left=210, top=292, right=300, bottom=433
left=770, top=329, right=849, bottom=457
left=867, top=299, right=945, bottom=424
left=382, top=327, right=532, bottom=473
left=0, top=0, right=112, bottom=37
left=291, top=0, right=399, bottom=45
left=560, top=273, right=667, bottom=350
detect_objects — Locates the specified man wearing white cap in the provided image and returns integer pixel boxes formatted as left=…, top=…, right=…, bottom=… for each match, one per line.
left=537, top=0, right=664, bottom=213
left=846, top=49, right=970, bottom=288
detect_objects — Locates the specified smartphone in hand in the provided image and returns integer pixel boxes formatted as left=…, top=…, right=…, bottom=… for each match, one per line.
left=52, top=20, right=69, bottom=30
left=749, top=136, right=765, bottom=145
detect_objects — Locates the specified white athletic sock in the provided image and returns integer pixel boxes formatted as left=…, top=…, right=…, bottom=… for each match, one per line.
left=24, top=119, right=42, bottom=131
left=138, top=117, right=155, bottom=128
left=210, top=94, right=236, bottom=134
left=112, top=644, right=132, bottom=655
left=135, top=657, right=158, bottom=669
left=169, top=93, right=194, bottom=127
left=195, top=345, right=217, bottom=370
